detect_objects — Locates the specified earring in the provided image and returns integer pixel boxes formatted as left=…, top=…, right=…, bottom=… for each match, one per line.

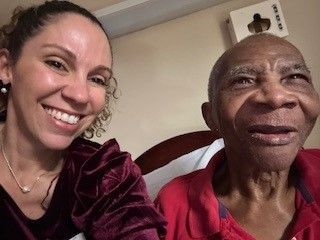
left=0, top=80, right=10, bottom=94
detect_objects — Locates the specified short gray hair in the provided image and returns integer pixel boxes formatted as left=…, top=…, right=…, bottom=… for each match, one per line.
left=207, top=51, right=228, bottom=105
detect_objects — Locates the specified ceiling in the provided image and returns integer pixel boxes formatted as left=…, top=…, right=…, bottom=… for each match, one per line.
left=0, top=0, right=124, bottom=26
left=1, top=0, right=230, bottom=38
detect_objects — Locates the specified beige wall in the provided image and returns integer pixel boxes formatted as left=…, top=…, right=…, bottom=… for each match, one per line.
left=95, top=0, right=320, bottom=158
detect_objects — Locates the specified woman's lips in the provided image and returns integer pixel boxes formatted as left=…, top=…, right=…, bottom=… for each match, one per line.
left=247, top=124, right=298, bottom=145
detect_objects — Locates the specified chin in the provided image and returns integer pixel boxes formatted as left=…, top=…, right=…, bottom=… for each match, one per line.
left=38, top=133, right=78, bottom=151
left=247, top=145, right=299, bottom=171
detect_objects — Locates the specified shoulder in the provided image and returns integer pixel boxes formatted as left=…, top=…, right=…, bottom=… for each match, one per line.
left=296, top=148, right=320, bottom=203
left=69, top=139, right=166, bottom=234
left=155, top=170, right=202, bottom=217
left=154, top=172, right=197, bottom=240
left=69, top=137, right=122, bottom=157
left=67, top=137, right=134, bottom=172
left=155, top=161, right=221, bottom=240
left=155, top=150, right=224, bottom=208
left=71, top=140, right=166, bottom=238
left=299, top=148, right=320, bottom=157
left=296, top=148, right=320, bottom=170
left=157, top=171, right=199, bottom=199
left=67, top=137, right=140, bottom=189
left=65, top=138, right=138, bottom=206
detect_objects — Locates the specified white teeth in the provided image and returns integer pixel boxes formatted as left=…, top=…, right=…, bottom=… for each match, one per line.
left=56, top=111, right=62, bottom=120
left=61, top=113, right=68, bottom=121
left=44, top=107, right=80, bottom=125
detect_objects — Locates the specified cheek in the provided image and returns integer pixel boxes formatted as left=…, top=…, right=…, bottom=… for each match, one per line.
left=12, top=62, right=59, bottom=94
left=299, top=93, right=320, bottom=133
left=90, top=88, right=106, bottom=113
left=217, top=92, right=248, bottom=128
left=302, top=93, right=320, bottom=120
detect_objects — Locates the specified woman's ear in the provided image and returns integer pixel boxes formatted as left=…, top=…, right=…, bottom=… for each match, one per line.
left=0, top=49, right=13, bottom=84
left=201, top=102, right=221, bottom=136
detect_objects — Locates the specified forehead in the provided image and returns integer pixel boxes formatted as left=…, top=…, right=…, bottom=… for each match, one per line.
left=224, top=37, right=305, bottom=70
left=21, top=13, right=111, bottom=65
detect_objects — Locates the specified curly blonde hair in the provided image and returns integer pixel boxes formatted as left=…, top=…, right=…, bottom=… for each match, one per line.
left=0, top=1, right=118, bottom=138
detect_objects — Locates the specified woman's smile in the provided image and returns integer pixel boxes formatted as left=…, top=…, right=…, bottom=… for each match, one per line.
left=44, top=105, right=80, bottom=125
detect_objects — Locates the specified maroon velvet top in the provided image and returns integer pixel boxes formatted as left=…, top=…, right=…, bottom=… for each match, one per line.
left=0, top=138, right=166, bottom=239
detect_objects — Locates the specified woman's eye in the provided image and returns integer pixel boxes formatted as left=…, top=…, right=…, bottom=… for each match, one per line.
left=45, top=60, right=66, bottom=71
left=90, top=76, right=106, bottom=86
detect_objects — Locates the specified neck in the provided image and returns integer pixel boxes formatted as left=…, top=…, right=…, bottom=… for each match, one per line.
left=214, top=149, right=297, bottom=240
left=214, top=150, right=295, bottom=202
left=229, top=166, right=292, bottom=200
left=1, top=124, right=62, bottom=174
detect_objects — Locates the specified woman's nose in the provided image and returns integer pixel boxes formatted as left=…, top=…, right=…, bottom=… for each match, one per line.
left=252, top=82, right=298, bottom=109
left=61, top=77, right=90, bottom=105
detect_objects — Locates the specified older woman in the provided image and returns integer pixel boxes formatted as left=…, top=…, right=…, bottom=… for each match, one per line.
left=0, top=1, right=165, bottom=239
left=155, top=34, right=320, bottom=240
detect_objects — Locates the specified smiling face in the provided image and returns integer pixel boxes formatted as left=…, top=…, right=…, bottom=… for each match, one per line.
left=210, top=35, right=320, bottom=170
left=3, top=13, right=112, bottom=150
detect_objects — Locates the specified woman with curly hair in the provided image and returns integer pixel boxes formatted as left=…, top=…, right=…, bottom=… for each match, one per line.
left=0, top=1, right=166, bottom=239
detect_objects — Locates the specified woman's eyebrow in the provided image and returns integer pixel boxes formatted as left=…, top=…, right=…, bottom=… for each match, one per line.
left=91, top=66, right=113, bottom=77
left=41, top=43, right=76, bottom=61
left=41, top=43, right=112, bottom=75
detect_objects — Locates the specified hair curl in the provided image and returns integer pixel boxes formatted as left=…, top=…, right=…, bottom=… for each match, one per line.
left=0, top=0, right=118, bottom=138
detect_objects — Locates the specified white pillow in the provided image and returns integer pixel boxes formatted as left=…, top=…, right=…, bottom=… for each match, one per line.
left=143, top=138, right=225, bottom=200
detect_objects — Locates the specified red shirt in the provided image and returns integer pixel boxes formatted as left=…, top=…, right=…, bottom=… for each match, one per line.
left=155, top=149, right=320, bottom=240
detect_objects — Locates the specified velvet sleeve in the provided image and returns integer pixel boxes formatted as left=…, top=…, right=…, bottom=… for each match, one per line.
left=70, top=139, right=166, bottom=240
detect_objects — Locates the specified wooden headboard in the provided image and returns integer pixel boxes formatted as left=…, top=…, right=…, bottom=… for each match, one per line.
left=135, top=130, right=219, bottom=175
